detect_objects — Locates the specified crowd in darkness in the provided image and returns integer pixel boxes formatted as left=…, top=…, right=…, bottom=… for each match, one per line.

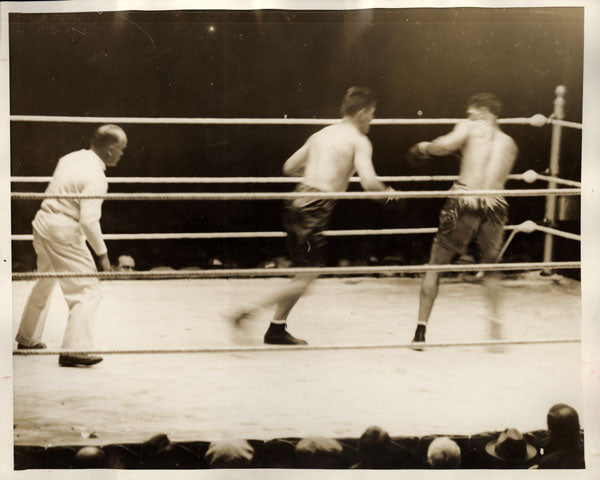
left=15, top=403, right=584, bottom=469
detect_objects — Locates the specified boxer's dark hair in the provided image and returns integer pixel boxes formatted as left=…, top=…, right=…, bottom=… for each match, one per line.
left=340, top=86, right=377, bottom=117
left=467, top=93, right=502, bottom=117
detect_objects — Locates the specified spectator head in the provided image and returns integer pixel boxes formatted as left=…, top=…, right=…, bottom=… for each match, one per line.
left=485, top=428, right=537, bottom=467
left=117, top=255, right=135, bottom=271
left=295, top=436, right=344, bottom=468
left=427, top=437, right=461, bottom=468
left=547, top=403, right=581, bottom=448
left=142, top=433, right=172, bottom=453
left=204, top=439, right=254, bottom=468
left=356, top=426, right=392, bottom=468
left=74, top=446, right=107, bottom=468
left=255, top=439, right=296, bottom=468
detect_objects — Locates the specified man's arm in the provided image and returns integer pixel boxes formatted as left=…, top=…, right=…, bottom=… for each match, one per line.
left=80, top=212, right=111, bottom=271
left=80, top=177, right=111, bottom=271
left=282, top=141, right=310, bottom=176
left=97, top=253, right=112, bottom=272
left=353, top=136, right=388, bottom=192
left=419, top=120, right=470, bottom=156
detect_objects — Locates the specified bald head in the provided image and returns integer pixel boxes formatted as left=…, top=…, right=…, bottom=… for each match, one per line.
left=91, top=124, right=127, bottom=166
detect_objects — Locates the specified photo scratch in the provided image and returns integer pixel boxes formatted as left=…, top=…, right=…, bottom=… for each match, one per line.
left=115, top=12, right=155, bottom=46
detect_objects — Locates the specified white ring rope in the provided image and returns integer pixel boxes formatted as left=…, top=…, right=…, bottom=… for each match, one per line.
left=8, top=115, right=452, bottom=125
left=534, top=174, right=581, bottom=187
left=497, top=230, right=518, bottom=260
left=10, top=222, right=579, bottom=242
left=8, top=114, right=582, bottom=130
left=7, top=175, right=490, bottom=183
left=550, top=119, right=583, bottom=130
left=9, top=114, right=582, bottom=129
left=12, top=337, right=581, bottom=356
left=8, top=228, right=436, bottom=241
left=10, top=188, right=581, bottom=201
left=11, top=261, right=580, bottom=280
left=9, top=173, right=581, bottom=187
left=534, top=225, right=581, bottom=241
left=4, top=227, right=475, bottom=241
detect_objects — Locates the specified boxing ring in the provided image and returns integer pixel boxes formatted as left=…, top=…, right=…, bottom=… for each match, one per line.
left=10, top=87, right=582, bottom=464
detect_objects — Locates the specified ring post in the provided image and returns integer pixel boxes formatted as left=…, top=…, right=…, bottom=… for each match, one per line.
left=542, top=85, right=566, bottom=273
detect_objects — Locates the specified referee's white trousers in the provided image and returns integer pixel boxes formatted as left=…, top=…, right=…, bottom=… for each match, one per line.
left=16, top=229, right=102, bottom=349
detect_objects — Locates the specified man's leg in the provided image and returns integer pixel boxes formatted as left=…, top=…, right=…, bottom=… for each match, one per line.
left=482, top=273, right=502, bottom=343
left=229, top=273, right=315, bottom=344
left=412, top=242, right=455, bottom=344
left=476, top=220, right=506, bottom=344
left=412, top=206, right=479, bottom=346
left=231, top=194, right=331, bottom=345
left=15, top=232, right=56, bottom=348
left=264, top=273, right=316, bottom=345
left=271, top=273, right=316, bottom=320
left=43, top=239, right=103, bottom=366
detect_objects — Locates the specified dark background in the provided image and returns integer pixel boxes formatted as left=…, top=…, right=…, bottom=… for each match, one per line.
left=9, top=7, right=583, bottom=272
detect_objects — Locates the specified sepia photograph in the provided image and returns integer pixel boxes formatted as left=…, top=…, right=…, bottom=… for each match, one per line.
left=1, top=0, right=598, bottom=478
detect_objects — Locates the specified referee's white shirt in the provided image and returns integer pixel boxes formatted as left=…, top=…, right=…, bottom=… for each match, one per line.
left=32, top=149, right=108, bottom=256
